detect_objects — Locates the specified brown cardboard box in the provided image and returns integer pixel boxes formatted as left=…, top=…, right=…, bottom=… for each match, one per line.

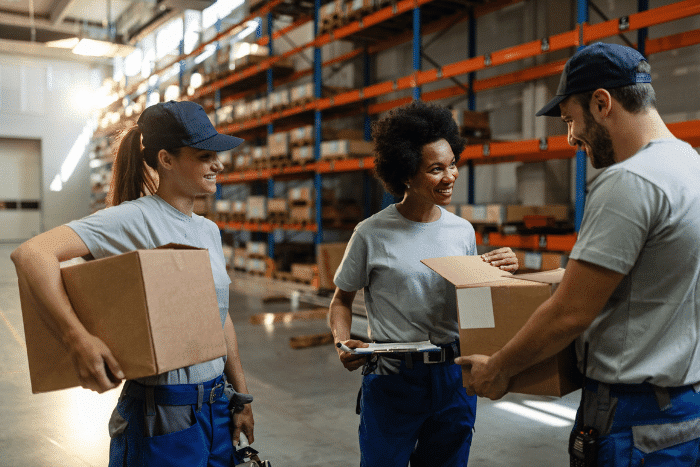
left=505, top=205, right=570, bottom=223
left=246, top=196, right=267, bottom=220
left=291, top=263, right=318, bottom=282
left=290, top=205, right=314, bottom=222
left=267, top=132, right=290, bottom=158
left=289, top=187, right=313, bottom=204
left=320, top=140, right=374, bottom=159
left=459, top=204, right=505, bottom=225
left=317, top=242, right=348, bottom=289
left=422, top=255, right=578, bottom=396
left=19, top=244, right=227, bottom=393
left=291, top=145, right=314, bottom=163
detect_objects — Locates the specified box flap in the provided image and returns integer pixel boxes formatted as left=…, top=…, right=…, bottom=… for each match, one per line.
left=421, top=255, right=512, bottom=287
left=157, top=243, right=203, bottom=250
left=510, top=268, right=565, bottom=284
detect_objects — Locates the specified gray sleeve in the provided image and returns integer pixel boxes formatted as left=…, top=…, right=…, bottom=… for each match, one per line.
left=570, top=169, right=668, bottom=275
left=333, top=229, right=369, bottom=292
left=66, top=203, right=150, bottom=259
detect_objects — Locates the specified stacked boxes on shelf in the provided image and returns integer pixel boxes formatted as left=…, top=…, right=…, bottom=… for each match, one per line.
left=451, top=109, right=491, bottom=143
left=215, top=199, right=232, bottom=223
left=288, top=187, right=314, bottom=224
left=232, top=247, right=247, bottom=271
left=320, top=139, right=374, bottom=160
left=267, top=198, right=288, bottom=224
left=458, top=204, right=570, bottom=229
left=267, top=89, right=290, bottom=112
left=316, top=242, right=348, bottom=290
left=291, top=263, right=318, bottom=285
left=267, top=131, right=290, bottom=163
left=245, top=241, right=271, bottom=276
left=231, top=200, right=247, bottom=222
left=246, top=196, right=267, bottom=223
left=513, top=249, right=569, bottom=272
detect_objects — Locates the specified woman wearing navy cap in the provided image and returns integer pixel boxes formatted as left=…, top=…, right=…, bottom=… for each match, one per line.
left=12, top=100, right=254, bottom=466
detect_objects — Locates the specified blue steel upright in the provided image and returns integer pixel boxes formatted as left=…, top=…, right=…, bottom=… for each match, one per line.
left=574, top=0, right=588, bottom=232
left=412, top=7, right=421, bottom=101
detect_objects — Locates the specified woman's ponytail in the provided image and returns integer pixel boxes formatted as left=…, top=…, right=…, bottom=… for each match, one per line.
left=108, top=126, right=159, bottom=206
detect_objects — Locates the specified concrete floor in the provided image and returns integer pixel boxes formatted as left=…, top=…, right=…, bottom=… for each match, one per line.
left=0, top=243, right=580, bottom=466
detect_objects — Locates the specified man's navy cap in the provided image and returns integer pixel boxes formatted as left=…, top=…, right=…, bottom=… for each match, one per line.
left=536, top=42, right=651, bottom=117
left=138, top=100, right=244, bottom=151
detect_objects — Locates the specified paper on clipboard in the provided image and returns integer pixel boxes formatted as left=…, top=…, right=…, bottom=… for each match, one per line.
left=349, top=341, right=441, bottom=354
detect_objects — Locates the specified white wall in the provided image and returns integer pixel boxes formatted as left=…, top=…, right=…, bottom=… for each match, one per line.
left=0, top=54, right=104, bottom=231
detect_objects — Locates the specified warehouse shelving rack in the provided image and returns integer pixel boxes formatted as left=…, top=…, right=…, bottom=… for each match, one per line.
left=93, top=1, right=700, bottom=259
left=194, top=0, right=700, bottom=256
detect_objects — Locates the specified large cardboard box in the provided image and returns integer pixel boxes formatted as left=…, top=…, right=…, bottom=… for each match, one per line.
left=506, top=204, right=570, bottom=223
left=460, top=204, right=505, bottom=225
left=19, top=245, right=227, bottom=393
left=317, top=242, right=348, bottom=289
left=422, top=255, right=578, bottom=396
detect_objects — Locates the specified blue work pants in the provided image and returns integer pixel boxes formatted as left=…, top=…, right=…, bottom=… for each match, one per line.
left=359, top=359, right=476, bottom=467
left=575, top=380, right=700, bottom=466
left=108, top=374, right=244, bottom=467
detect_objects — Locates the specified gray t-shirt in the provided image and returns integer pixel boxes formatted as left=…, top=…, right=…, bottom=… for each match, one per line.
left=570, top=138, right=700, bottom=386
left=334, top=204, right=476, bottom=344
left=67, top=194, right=229, bottom=385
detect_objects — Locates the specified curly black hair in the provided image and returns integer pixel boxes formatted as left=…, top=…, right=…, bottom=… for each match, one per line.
left=372, top=100, right=465, bottom=196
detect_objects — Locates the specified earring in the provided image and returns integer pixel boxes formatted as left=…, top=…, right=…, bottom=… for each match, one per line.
left=406, top=183, right=411, bottom=189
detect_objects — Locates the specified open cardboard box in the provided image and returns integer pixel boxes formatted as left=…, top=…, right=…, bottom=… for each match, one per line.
left=422, top=255, right=579, bottom=397
left=18, top=244, right=227, bottom=393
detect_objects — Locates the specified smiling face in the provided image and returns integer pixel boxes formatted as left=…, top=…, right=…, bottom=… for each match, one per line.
left=405, top=138, right=458, bottom=208
left=166, top=146, right=224, bottom=196
left=560, top=96, right=616, bottom=169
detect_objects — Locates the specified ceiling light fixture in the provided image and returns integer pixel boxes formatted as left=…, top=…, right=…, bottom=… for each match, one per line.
left=45, top=37, right=135, bottom=58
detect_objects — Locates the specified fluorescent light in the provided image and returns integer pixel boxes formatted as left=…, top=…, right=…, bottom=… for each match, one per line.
left=46, top=37, right=135, bottom=58
left=45, top=37, right=80, bottom=49
left=492, top=401, right=573, bottom=427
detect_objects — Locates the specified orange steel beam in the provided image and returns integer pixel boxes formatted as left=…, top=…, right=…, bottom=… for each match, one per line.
left=473, top=60, right=567, bottom=92
left=316, top=156, right=375, bottom=174
left=646, top=29, right=700, bottom=55
left=669, top=119, right=700, bottom=147
left=192, top=0, right=696, bottom=103
left=256, top=16, right=312, bottom=47
left=584, top=0, right=700, bottom=43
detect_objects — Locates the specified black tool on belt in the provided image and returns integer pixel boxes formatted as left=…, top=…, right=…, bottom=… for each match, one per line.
left=569, top=342, right=598, bottom=467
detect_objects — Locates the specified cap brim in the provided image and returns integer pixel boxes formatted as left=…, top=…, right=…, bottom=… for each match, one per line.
left=190, top=133, right=245, bottom=152
left=536, top=95, right=568, bottom=117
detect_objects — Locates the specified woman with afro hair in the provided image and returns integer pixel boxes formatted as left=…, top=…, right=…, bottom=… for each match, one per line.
left=329, top=100, right=518, bottom=467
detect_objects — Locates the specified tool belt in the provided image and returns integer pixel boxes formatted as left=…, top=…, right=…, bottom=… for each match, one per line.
left=124, top=375, right=227, bottom=408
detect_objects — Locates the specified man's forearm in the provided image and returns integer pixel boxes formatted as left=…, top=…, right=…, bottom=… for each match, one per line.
left=492, top=295, right=590, bottom=379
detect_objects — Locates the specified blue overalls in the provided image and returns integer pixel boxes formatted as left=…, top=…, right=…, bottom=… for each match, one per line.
left=575, top=379, right=700, bottom=466
left=108, top=374, right=249, bottom=467
left=358, top=342, right=477, bottom=467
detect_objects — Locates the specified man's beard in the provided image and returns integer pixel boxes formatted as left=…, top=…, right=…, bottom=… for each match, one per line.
left=582, top=108, right=616, bottom=169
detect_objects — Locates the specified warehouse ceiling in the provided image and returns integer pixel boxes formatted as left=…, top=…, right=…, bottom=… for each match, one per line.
left=0, top=0, right=215, bottom=63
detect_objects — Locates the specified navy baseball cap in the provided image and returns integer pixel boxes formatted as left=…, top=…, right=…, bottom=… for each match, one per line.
left=536, top=42, right=651, bottom=117
left=138, top=100, right=244, bottom=151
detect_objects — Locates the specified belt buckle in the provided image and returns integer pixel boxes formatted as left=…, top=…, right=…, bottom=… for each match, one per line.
left=209, top=382, right=224, bottom=404
left=423, top=348, right=445, bottom=364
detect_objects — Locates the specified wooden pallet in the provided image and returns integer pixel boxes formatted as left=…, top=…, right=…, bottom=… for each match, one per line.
left=272, top=270, right=313, bottom=285
left=289, top=332, right=334, bottom=349
left=249, top=308, right=328, bottom=325
left=267, top=212, right=288, bottom=224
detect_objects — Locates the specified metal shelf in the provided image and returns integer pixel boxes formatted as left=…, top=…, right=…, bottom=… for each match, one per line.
left=216, top=221, right=318, bottom=233
left=216, top=118, right=700, bottom=184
